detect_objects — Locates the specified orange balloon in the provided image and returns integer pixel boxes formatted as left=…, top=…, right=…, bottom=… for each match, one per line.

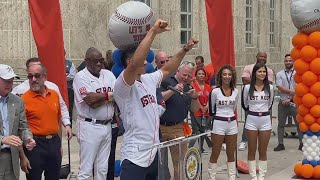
left=317, top=117, right=320, bottom=125
left=310, top=123, right=320, bottom=132
left=302, top=93, right=317, bottom=107
left=304, top=114, right=316, bottom=125
left=295, top=83, right=309, bottom=97
left=293, top=95, right=302, bottom=105
left=294, top=74, right=302, bottom=83
left=290, top=48, right=301, bottom=61
left=318, top=97, right=320, bottom=105
left=310, top=105, right=320, bottom=117
left=294, top=59, right=309, bottom=75
left=318, top=49, right=320, bottom=58
left=302, top=164, right=314, bottom=179
left=292, top=33, right=308, bottom=48
left=308, top=31, right=320, bottom=48
left=310, top=58, right=320, bottom=74
left=300, top=45, right=318, bottom=62
left=294, top=163, right=303, bottom=177
left=296, top=114, right=304, bottom=123
left=298, top=104, right=310, bottom=116
left=299, top=122, right=309, bottom=132
left=313, top=165, right=320, bottom=179
left=301, top=71, right=318, bottom=86
left=311, top=82, right=320, bottom=96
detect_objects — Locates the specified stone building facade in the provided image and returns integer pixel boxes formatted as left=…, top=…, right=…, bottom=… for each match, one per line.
left=0, top=0, right=296, bottom=82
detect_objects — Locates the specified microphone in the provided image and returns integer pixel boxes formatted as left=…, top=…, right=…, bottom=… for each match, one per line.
left=168, top=86, right=185, bottom=96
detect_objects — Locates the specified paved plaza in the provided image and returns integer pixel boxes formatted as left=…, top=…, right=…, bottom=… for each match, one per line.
left=19, top=116, right=304, bottom=180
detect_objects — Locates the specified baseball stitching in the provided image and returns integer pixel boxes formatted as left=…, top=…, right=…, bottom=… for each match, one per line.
left=115, top=9, right=153, bottom=26
left=299, top=18, right=320, bottom=30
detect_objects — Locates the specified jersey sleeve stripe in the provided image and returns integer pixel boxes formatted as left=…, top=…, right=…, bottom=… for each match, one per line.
left=121, top=73, right=131, bottom=87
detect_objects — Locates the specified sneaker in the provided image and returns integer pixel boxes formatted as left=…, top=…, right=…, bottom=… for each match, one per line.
left=298, top=143, right=303, bottom=151
left=238, top=141, right=247, bottom=151
left=202, top=149, right=209, bottom=155
left=222, top=143, right=226, bottom=151
left=273, top=144, right=285, bottom=151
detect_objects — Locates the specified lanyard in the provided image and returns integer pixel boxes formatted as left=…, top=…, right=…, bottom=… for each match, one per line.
left=284, top=70, right=293, bottom=89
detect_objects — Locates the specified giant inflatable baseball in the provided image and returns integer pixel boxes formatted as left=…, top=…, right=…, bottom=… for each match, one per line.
left=291, top=0, right=320, bottom=178
left=108, top=1, right=156, bottom=76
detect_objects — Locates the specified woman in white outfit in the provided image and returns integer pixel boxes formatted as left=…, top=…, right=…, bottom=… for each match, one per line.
left=208, top=65, right=239, bottom=180
left=242, top=62, right=274, bottom=180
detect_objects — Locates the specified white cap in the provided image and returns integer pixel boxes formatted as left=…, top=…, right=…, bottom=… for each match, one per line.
left=0, top=64, right=19, bottom=80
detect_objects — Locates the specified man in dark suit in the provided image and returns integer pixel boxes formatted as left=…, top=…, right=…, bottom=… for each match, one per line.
left=0, top=64, right=35, bottom=180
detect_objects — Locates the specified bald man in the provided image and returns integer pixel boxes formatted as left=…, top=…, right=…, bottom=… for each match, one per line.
left=154, top=51, right=170, bottom=71
left=73, top=47, right=116, bottom=179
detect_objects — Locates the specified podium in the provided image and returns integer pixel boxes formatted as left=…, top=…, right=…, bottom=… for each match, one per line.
left=156, top=132, right=212, bottom=180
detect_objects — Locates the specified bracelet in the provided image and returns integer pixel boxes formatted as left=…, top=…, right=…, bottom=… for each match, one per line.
left=183, top=45, right=190, bottom=52
left=105, top=93, right=109, bottom=101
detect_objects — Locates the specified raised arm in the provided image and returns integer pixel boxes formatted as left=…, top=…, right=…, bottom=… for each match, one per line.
left=160, top=38, right=198, bottom=80
left=123, top=19, right=170, bottom=85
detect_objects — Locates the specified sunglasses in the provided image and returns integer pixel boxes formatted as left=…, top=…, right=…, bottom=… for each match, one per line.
left=160, top=60, right=169, bottom=65
left=27, top=73, right=42, bottom=80
left=180, top=61, right=195, bottom=67
left=87, top=58, right=105, bottom=64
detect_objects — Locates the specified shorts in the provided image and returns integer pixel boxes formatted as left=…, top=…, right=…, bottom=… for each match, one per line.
left=212, top=119, right=238, bottom=135
left=245, top=114, right=272, bottom=131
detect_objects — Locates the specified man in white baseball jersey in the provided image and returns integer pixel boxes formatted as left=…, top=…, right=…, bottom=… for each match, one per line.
left=73, top=47, right=116, bottom=180
left=11, top=58, right=72, bottom=139
left=114, top=19, right=199, bottom=180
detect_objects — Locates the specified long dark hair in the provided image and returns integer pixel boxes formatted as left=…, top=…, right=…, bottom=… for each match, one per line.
left=215, top=65, right=236, bottom=89
left=249, top=62, right=270, bottom=97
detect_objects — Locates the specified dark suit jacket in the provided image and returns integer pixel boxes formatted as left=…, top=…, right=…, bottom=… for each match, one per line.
left=0, top=93, right=32, bottom=179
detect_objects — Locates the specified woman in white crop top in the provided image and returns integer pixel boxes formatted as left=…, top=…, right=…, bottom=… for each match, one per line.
left=208, top=65, right=239, bottom=180
left=242, top=62, right=274, bottom=180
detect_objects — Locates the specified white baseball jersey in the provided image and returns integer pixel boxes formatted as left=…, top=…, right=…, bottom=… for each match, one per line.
left=114, top=70, right=163, bottom=168
left=73, top=67, right=115, bottom=120
left=11, top=80, right=71, bottom=126
left=210, top=87, right=239, bottom=117
left=242, top=84, right=274, bottom=112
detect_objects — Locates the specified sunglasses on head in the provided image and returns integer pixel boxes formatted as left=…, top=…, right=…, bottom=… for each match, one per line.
left=180, top=61, right=195, bottom=67
left=27, top=73, right=42, bottom=80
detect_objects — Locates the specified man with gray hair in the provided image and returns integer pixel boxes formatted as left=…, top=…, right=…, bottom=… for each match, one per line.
left=0, top=64, right=35, bottom=180
left=21, top=63, right=64, bottom=179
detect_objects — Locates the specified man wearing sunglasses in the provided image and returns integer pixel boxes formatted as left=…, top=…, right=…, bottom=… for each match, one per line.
left=11, top=58, right=73, bottom=140
left=113, top=19, right=199, bottom=180
left=21, top=64, right=66, bottom=179
left=73, top=47, right=116, bottom=180
left=154, top=51, right=170, bottom=71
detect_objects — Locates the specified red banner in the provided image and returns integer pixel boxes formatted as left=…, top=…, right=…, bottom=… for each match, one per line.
left=28, top=0, right=68, bottom=105
left=205, top=0, right=235, bottom=70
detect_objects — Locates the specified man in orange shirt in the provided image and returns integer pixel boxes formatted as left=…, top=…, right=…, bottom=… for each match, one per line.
left=21, top=64, right=71, bottom=180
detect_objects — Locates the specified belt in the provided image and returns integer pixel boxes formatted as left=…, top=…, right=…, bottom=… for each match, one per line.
left=248, top=111, right=270, bottom=117
left=160, top=121, right=182, bottom=126
left=85, top=118, right=112, bottom=125
left=33, top=134, right=58, bottom=140
left=0, top=147, right=11, bottom=153
left=214, top=116, right=236, bottom=122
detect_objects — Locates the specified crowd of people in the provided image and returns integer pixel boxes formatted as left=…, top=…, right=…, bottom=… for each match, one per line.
left=0, top=19, right=302, bottom=180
